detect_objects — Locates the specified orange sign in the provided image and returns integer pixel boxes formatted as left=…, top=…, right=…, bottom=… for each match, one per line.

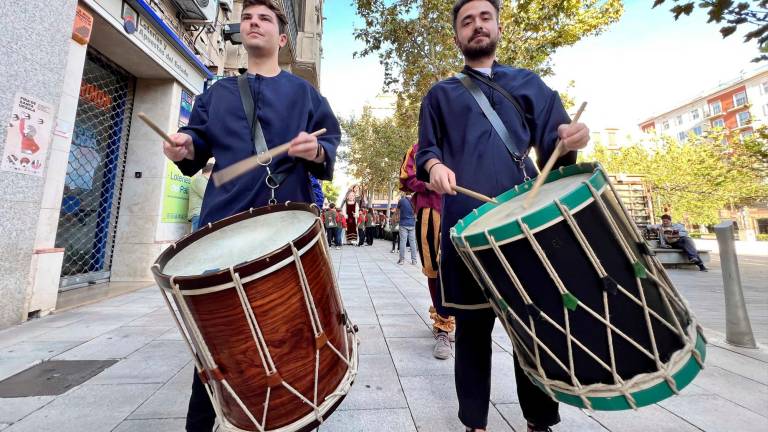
left=72, top=5, right=93, bottom=45
left=80, top=83, right=112, bottom=110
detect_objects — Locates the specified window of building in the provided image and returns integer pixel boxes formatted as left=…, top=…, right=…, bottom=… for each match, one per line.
left=712, top=118, right=725, bottom=128
left=762, top=81, right=768, bottom=94
left=690, top=109, right=700, bottom=121
left=675, top=115, right=683, bottom=125
left=710, top=101, right=722, bottom=115
left=692, top=126, right=703, bottom=136
left=741, top=130, right=754, bottom=140
left=737, top=110, right=751, bottom=126
left=677, top=131, right=687, bottom=142
left=733, top=91, right=747, bottom=107
left=662, top=120, right=670, bottom=130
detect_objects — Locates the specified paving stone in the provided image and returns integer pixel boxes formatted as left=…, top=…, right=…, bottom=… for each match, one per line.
left=496, top=402, right=608, bottom=431
left=378, top=314, right=432, bottom=338
left=490, top=351, right=521, bottom=404
left=387, top=338, right=454, bottom=377
left=315, top=408, right=416, bottom=431
left=54, top=326, right=169, bottom=360
left=354, top=324, right=388, bottom=355
left=113, top=418, right=185, bottom=432
left=401, top=375, right=514, bottom=431
left=659, top=393, right=767, bottom=432
left=2, top=383, right=159, bottom=432
left=0, top=396, right=55, bottom=423
left=686, top=365, right=768, bottom=416
left=590, top=404, right=702, bottom=432
left=706, top=344, right=768, bottom=385
left=88, top=341, right=190, bottom=385
left=129, top=362, right=193, bottom=420
left=0, top=341, right=83, bottom=381
left=336, top=354, right=407, bottom=410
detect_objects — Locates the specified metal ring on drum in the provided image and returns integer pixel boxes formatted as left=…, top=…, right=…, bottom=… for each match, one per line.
left=151, top=203, right=359, bottom=431
left=450, top=162, right=705, bottom=411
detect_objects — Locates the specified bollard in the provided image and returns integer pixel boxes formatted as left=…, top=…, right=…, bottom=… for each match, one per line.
left=714, top=220, right=757, bottom=348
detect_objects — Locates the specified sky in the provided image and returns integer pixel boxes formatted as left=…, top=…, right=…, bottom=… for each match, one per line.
left=319, top=0, right=763, bottom=134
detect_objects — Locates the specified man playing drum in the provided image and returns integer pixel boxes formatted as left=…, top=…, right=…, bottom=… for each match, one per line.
left=161, top=0, right=341, bottom=430
left=415, top=1, right=589, bottom=430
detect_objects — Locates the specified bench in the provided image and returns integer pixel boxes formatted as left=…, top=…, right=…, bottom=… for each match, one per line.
left=646, top=239, right=711, bottom=268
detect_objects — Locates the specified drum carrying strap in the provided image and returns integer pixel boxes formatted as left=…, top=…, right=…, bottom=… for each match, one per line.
left=237, top=73, right=296, bottom=195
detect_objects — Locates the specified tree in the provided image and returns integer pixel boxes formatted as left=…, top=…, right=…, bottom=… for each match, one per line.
left=353, top=0, right=624, bottom=120
left=339, top=106, right=415, bottom=200
left=322, top=181, right=340, bottom=205
left=652, top=0, right=768, bottom=61
left=586, top=131, right=768, bottom=225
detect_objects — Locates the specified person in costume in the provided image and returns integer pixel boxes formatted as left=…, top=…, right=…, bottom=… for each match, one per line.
left=162, top=1, right=340, bottom=430
left=416, top=1, right=590, bottom=430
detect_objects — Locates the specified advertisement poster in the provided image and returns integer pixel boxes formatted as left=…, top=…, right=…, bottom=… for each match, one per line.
left=1, top=93, right=54, bottom=177
left=160, top=89, right=194, bottom=223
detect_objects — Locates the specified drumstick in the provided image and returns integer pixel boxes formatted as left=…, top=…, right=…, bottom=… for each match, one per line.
left=137, top=112, right=177, bottom=145
left=523, top=102, right=587, bottom=209
left=453, top=185, right=498, bottom=204
left=212, top=128, right=327, bottom=187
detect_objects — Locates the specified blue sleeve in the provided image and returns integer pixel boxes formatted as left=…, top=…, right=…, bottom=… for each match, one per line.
left=304, top=93, right=341, bottom=180
left=310, top=175, right=325, bottom=208
left=176, top=91, right=213, bottom=176
left=416, top=93, right=444, bottom=182
left=530, top=78, right=577, bottom=170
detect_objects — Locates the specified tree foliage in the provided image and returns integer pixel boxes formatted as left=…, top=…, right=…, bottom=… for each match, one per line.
left=339, top=106, right=416, bottom=195
left=322, top=181, right=340, bottom=205
left=353, top=0, right=624, bottom=119
left=586, top=130, right=768, bottom=225
left=652, top=0, right=768, bottom=61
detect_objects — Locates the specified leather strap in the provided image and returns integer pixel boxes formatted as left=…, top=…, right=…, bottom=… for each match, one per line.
left=462, top=66, right=534, bottom=137
left=456, top=72, right=527, bottom=161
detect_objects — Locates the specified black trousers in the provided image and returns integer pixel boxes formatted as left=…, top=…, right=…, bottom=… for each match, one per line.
left=365, top=226, right=375, bottom=245
left=455, top=308, right=560, bottom=429
left=187, top=370, right=215, bottom=431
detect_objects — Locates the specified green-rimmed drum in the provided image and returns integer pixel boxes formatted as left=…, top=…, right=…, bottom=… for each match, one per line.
left=450, top=162, right=706, bottom=411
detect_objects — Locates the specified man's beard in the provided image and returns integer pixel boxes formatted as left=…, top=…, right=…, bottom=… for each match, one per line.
left=460, top=33, right=498, bottom=61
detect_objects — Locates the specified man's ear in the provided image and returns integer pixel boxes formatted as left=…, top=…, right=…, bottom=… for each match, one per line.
left=278, top=33, right=288, bottom=48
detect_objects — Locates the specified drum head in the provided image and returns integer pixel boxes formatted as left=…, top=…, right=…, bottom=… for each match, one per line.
left=163, top=210, right=317, bottom=276
left=463, top=173, right=592, bottom=236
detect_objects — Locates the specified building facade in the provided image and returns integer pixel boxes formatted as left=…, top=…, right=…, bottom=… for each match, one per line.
left=639, top=66, right=768, bottom=142
left=0, top=0, right=325, bottom=329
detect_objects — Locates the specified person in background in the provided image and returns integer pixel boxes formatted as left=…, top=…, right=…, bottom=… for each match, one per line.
left=652, top=214, right=708, bottom=271
left=188, top=162, right=213, bottom=231
left=397, top=193, right=418, bottom=265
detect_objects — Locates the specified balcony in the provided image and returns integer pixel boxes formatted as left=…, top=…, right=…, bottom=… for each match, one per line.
left=703, top=109, right=725, bottom=120
left=727, top=102, right=752, bottom=113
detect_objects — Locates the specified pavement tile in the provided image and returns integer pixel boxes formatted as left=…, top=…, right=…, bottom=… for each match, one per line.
left=689, top=365, right=768, bottom=415
left=336, top=354, right=407, bottom=410
left=113, top=418, right=185, bottom=432
left=53, top=326, right=170, bottom=360
left=2, top=383, right=159, bottom=432
left=378, top=314, right=432, bottom=338
left=0, top=396, right=55, bottom=423
left=590, top=405, right=702, bottom=432
left=706, top=344, right=768, bottom=385
left=659, top=393, right=767, bottom=432
left=354, top=324, right=388, bottom=355
left=387, top=338, right=454, bottom=377
left=88, top=340, right=190, bottom=385
left=0, top=341, right=83, bottom=381
left=496, top=402, right=608, bottom=431
left=129, top=362, right=193, bottom=420
left=315, top=408, right=416, bottom=431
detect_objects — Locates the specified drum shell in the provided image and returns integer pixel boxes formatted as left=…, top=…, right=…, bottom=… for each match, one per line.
left=152, top=203, right=352, bottom=431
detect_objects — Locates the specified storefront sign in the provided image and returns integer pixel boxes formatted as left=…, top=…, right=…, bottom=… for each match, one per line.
left=1, top=93, right=54, bottom=177
left=136, top=16, right=191, bottom=81
left=72, top=6, right=94, bottom=45
left=160, top=160, right=191, bottom=223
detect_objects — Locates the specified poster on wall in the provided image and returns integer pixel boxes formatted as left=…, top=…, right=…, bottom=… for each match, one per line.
left=159, top=89, right=195, bottom=223
left=1, top=93, right=54, bottom=177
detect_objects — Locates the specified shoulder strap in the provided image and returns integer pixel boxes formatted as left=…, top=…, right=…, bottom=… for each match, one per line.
left=237, top=73, right=268, bottom=154
left=456, top=72, right=525, bottom=160
left=463, top=68, right=534, bottom=134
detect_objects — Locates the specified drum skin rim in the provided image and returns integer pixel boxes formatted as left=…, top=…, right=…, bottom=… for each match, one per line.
left=151, top=202, right=321, bottom=290
left=451, top=162, right=608, bottom=249
left=528, top=327, right=707, bottom=411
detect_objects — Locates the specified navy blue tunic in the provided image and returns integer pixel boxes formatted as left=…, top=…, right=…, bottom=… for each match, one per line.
left=416, top=63, right=576, bottom=311
left=175, top=71, right=340, bottom=226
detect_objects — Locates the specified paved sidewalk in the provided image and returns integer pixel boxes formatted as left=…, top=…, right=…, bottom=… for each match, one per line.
left=0, top=241, right=766, bottom=431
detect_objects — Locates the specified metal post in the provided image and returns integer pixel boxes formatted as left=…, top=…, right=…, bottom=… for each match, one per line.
left=714, top=220, right=757, bottom=348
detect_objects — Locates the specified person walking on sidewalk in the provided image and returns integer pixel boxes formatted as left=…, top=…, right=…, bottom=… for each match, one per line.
left=162, top=1, right=341, bottom=430
left=365, top=206, right=376, bottom=245
left=397, top=193, right=418, bottom=265
left=416, top=1, right=590, bottom=431
left=400, top=141, right=455, bottom=359
left=357, top=208, right=367, bottom=246
left=188, top=162, right=213, bottom=232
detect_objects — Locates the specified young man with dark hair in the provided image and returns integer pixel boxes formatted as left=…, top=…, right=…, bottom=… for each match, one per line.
left=416, top=1, right=590, bottom=431
left=163, top=0, right=341, bottom=430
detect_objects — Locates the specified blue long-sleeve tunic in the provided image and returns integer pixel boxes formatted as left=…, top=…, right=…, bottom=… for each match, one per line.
left=416, top=62, right=576, bottom=312
left=175, top=71, right=340, bottom=226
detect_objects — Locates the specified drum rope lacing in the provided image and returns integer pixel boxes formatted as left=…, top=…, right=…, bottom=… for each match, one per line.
left=453, top=180, right=706, bottom=409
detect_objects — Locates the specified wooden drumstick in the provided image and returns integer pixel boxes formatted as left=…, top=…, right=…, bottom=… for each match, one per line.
left=212, top=128, right=327, bottom=187
left=453, top=185, right=498, bottom=204
left=523, top=102, right=587, bottom=209
left=137, top=112, right=177, bottom=145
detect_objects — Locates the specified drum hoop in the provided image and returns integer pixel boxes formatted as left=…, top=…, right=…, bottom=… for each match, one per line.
left=518, top=323, right=706, bottom=410
left=152, top=203, right=321, bottom=289
left=451, top=162, right=608, bottom=249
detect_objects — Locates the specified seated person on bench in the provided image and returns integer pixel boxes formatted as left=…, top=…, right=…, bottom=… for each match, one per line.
left=651, top=214, right=708, bottom=272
